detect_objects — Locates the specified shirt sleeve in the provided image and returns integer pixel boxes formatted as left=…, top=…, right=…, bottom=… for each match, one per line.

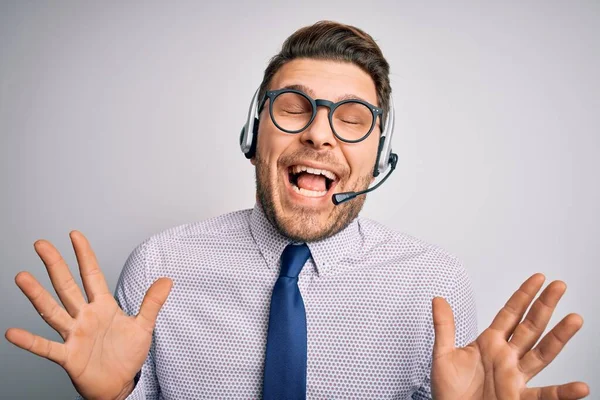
left=116, top=239, right=161, bottom=400
left=74, top=240, right=159, bottom=400
left=411, top=264, right=478, bottom=400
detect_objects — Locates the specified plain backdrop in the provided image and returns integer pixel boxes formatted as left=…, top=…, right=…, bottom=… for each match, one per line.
left=1, top=1, right=598, bottom=398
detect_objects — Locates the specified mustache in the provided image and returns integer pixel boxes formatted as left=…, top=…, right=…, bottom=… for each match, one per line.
left=277, top=148, right=349, bottom=177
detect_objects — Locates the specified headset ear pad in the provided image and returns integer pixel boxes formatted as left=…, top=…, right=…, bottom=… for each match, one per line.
left=240, top=117, right=260, bottom=159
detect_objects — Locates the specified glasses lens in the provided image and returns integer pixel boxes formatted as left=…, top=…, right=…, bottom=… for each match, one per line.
left=271, top=92, right=313, bottom=132
left=332, top=101, right=374, bottom=141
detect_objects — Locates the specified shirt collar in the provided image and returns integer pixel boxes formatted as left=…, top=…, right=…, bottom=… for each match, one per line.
left=249, top=202, right=363, bottom=276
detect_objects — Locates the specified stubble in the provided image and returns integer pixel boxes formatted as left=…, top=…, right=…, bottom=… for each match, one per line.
left=254, top=150, right=371, bottom=242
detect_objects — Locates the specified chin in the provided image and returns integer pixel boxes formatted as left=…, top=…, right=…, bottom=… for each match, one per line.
left=276, top=210, right=333, bottom=242
left=259, top=189, right=365, bottom=243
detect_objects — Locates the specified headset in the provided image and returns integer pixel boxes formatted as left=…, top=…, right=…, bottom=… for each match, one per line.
left=240, top=87, right=398, bottom=205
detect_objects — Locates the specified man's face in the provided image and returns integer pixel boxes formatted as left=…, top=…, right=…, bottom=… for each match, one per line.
left=253, top=58, right=381, bottom=242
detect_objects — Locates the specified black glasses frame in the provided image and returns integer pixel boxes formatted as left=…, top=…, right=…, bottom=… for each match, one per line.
left=258, top=88, right=383, bottom=144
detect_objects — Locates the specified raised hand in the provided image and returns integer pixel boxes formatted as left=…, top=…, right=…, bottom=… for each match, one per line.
left=430, top=273, right=589, bottom=400
left=5, top=231, right=172, bottom=400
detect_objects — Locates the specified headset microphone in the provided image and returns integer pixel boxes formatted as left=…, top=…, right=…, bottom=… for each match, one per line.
left=332, top=153, right=398, bottom=205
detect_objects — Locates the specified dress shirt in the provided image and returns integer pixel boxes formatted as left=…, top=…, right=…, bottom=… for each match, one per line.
left=101, top=203, right=477, bottom=399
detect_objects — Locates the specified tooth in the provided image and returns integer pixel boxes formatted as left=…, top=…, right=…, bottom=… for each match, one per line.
left=298, top=187, right=327, bottom=197
left=290, top=165, right=337, bottom=181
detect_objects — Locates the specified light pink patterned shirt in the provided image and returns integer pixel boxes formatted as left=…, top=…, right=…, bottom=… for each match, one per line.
left=108, top=203, right=477, bottom=399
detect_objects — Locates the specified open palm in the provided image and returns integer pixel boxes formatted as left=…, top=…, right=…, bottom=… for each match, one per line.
left=431, top=274, right=589, bottom=400
left=5, top=231, right=172, bottom=400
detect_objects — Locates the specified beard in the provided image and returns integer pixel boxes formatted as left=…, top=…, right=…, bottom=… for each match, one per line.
left=254, top=148, right=372, bottom=243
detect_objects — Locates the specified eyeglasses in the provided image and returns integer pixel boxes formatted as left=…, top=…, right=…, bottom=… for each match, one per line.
left=258, top=88, right=383, bottom=143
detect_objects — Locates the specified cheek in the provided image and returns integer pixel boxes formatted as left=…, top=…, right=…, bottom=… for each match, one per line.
left=345, top=138, right=380, bottom=177
left=256, top=124, right=277, bottom=164
left=256, top=113, right=301, bottom=164
left=256, top=123, right=288, bottom=169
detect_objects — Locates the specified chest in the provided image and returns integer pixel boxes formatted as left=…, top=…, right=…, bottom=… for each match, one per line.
left=152, top=269, right=429, bottom=398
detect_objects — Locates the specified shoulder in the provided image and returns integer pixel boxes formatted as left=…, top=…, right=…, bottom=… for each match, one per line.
left=126, top=209, right=254, bottom=263
left=115, top=210, right=250, bottom=312
left=357, top=217, right=463, bottom=265
left=149, top=208, right=253, bottom=242
left=357, top=216, right=467, bottom=286
left=139, top=208, right=253, bottom=249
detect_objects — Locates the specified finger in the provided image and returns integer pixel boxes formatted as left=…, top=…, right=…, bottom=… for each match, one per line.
left=5, top=328, right=68, bottom=366
left=519, top=313, right=583, bottom=380
left=15, top=272, right=74, bottom=338
left=33, top=239, right=86, bottom=316
left=509, top=280, right=566, bottom=357
left=70, top=231, right=111, bottom=302
left=432, top=297, right=456, bottom=358
left=489, top=273, right=545, bottom=339
left=135, top=278, right=173, bottom=333
left=522, top=382, right=590, bottom=400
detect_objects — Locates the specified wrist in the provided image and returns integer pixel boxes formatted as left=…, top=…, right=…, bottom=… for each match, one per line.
left=114, top=381, right=135, bottom=400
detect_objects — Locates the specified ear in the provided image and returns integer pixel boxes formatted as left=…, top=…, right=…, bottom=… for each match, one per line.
left=250, top=156, right=257, bottom=166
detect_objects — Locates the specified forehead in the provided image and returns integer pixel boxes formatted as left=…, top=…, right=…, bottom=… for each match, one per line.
left=269, top=58, right=378, bottom=105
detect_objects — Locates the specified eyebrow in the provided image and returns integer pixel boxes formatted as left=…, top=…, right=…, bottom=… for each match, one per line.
left=277, top=83, right=373, bottom=105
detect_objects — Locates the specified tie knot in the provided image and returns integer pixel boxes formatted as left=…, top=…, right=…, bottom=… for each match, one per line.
left=279, top=243, right=311, bottom=278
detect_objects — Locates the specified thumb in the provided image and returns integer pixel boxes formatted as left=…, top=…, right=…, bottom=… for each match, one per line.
left=135, top=277, right=173, bottom=332
left=432, top=296, right=456, bottom=359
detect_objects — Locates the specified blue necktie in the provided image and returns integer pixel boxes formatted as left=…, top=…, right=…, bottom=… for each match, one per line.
left=262, top=243, right=311, bottom=400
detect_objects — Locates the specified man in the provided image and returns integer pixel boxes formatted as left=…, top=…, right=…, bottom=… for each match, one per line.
left=5, top=21, right=589, bottom=399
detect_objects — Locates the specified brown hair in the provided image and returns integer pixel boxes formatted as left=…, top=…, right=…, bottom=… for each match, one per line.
left=258, top=20, right=391, bottom=121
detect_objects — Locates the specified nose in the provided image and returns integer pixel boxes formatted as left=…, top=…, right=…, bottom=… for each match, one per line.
left=299, top=107, right=336, bottom=150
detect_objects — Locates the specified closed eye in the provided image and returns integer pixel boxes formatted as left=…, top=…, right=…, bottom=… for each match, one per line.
left=282, top=110, right=310, bottom=115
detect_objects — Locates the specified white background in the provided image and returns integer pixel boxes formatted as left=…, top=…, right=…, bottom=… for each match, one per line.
left=1, top=1, right=598, bottom=398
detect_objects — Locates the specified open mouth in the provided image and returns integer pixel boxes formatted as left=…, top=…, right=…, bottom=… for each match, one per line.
left=287, top=165, right=338, bottom=198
